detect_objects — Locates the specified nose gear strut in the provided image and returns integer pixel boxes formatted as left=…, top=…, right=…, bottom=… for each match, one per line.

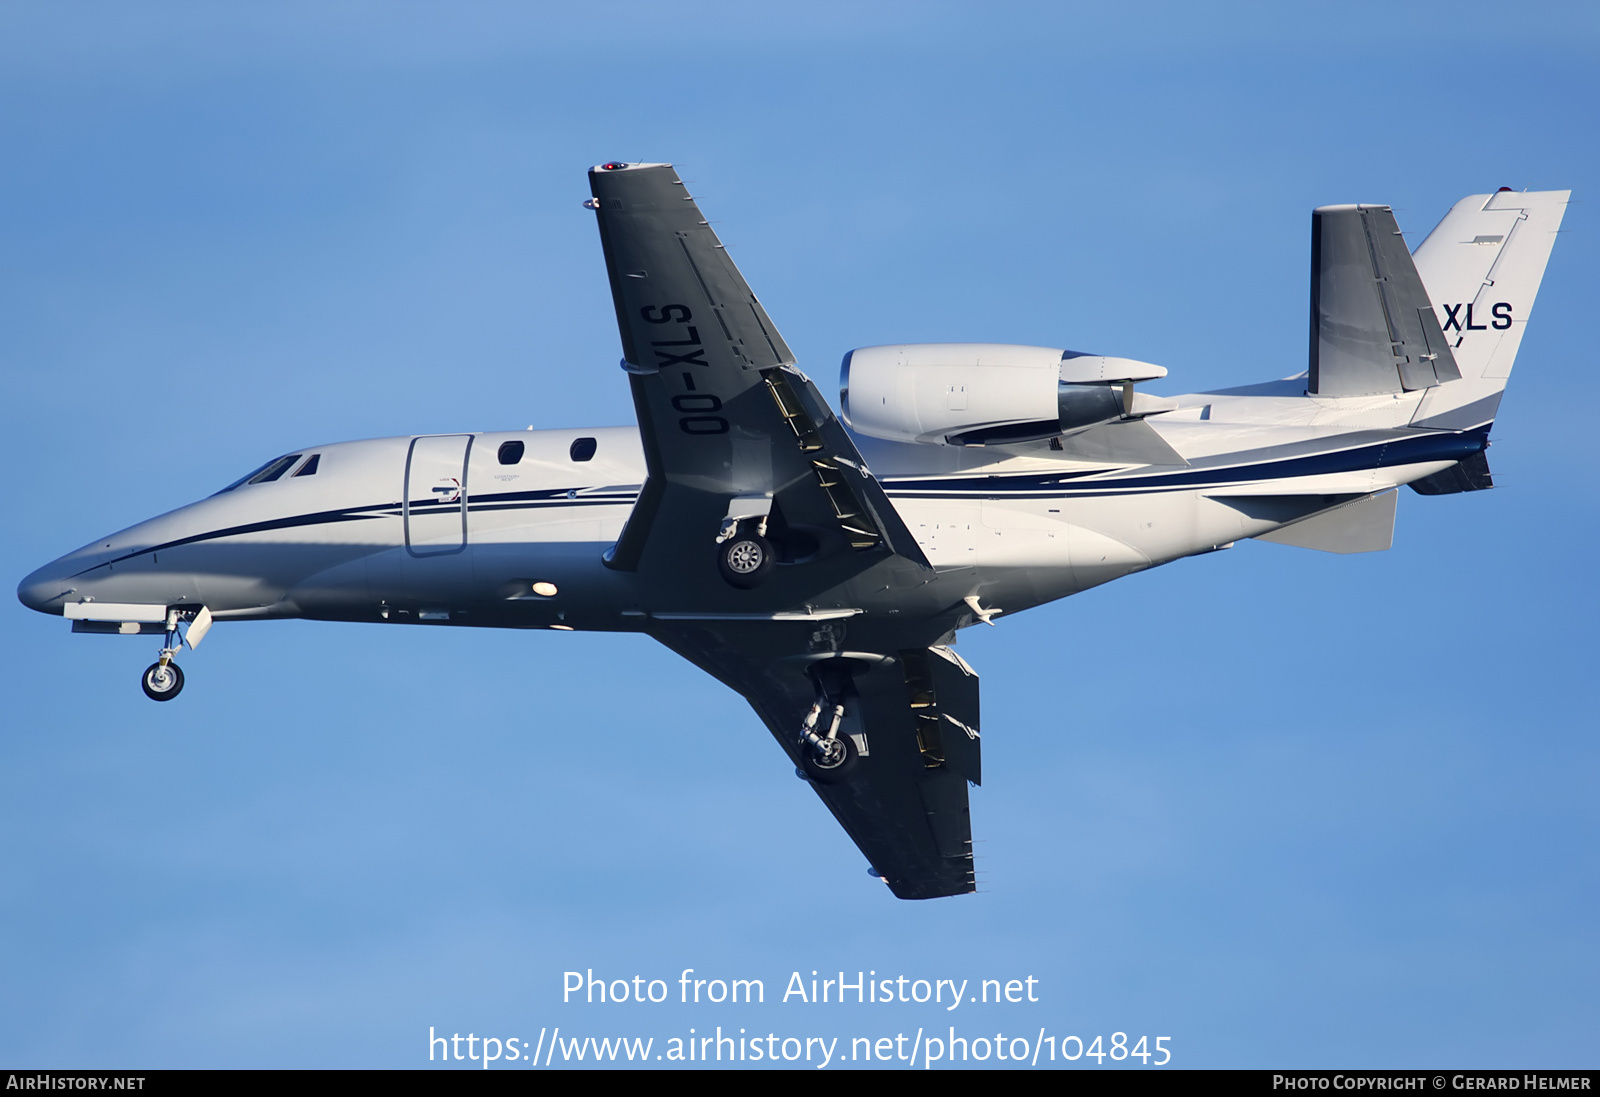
left=138, top=607, right=212, bottom=702
left=141, top=609, right=186, bottom=701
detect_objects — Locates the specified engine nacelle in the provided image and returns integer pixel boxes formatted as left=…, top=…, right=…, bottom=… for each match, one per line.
left=840, top=343, right=1170, bottom=446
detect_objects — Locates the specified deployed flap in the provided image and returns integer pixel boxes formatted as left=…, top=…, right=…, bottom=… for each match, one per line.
left=1310, top=204, right=1461, bottom=396
left=587, top=162, right=929, bottom=590
left=903, top=645, right=981, bottom=787
left=1255, top=490, right=1396, bottom=554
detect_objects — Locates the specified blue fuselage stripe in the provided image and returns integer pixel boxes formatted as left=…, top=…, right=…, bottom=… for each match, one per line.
left=881, top=429, right=1488, bottom=497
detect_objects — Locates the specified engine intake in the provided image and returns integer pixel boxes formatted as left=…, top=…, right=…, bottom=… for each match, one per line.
left=840, top=343, right=1169, bottom=446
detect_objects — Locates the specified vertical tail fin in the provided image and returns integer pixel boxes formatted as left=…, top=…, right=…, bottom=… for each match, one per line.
left=1403, top=189, right=1569, bottom=433
left=1411, top=190, right=1570, bottom=383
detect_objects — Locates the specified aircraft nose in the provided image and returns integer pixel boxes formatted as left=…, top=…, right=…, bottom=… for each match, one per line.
left=17, top=560, right=77, bottom=615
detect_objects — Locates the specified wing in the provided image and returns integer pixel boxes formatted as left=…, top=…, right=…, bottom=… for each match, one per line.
left=651, top=617, right=981, bottom=900
left=586, top=162, right=929, bottom=607
left=587, top=162, right=972, bottom=898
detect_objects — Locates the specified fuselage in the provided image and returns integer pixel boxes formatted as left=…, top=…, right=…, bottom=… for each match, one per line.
left=17, top=378, right=1483, bottom=635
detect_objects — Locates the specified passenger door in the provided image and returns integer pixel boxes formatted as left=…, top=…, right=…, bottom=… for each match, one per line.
left=404, top=435, right=471, bottom=556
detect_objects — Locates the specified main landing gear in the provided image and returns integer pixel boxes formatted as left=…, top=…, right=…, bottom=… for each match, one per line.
left=798, top=674, right=859, bottom=783
left=716, top=517, right=775, bottom=589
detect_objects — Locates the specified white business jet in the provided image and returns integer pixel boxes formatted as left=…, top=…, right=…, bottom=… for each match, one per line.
left=17, top=164, right=1567, bottom=898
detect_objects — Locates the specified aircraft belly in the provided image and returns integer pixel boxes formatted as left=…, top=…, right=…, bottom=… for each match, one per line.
left=471, top=541, right=632, bottom=618
left=975, top=498, right=1070, bottom=569
left=902, top=499, right=980, bottom=567
left=285, top=553, right=373, bottom=619
left=196, top=539, right=374, bottom=616
left=1056, top=493, right=1186, bottom=583
left=365, top=543, right=474, bottom=603
left=1190, top=494, right=1253, bottom=551
left=468, top=505, right=629, bottom=546
left=1063, top=525, right=1151, bottom=590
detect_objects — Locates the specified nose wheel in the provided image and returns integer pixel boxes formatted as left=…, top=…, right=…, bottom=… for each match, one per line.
left=142, top=660, right=185, bottom=701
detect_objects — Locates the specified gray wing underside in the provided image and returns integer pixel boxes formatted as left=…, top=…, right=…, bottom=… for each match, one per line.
left=586, top=162, right=928, bottom=605
left=651, top=619, right=981, bottom=900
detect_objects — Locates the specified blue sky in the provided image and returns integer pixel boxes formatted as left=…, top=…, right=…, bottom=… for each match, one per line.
left=2, top=1, right=1596, bottom=1069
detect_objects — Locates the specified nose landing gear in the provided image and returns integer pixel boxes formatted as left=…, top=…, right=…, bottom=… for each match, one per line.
left=137, top=607, right=211, bottom=702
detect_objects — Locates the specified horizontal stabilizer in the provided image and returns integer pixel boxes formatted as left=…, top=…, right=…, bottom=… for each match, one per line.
left=1310, top=205, right=1461, bottom=396
left=1255, top=490, right=1396, bottom=554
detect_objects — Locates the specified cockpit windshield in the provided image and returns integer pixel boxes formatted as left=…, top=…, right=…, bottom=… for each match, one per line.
left=213, top=454, right=303, bottom=495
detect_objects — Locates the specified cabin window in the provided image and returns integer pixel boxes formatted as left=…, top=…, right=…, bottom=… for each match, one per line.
left=292, top=454, right=321, bottom=477
left=498, top=440, right=525, bottom=465
left=569, top=437, right=597, bottom=462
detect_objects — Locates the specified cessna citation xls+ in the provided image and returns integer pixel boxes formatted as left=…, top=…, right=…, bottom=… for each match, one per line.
left=18, top=164, right=1568, bottom=899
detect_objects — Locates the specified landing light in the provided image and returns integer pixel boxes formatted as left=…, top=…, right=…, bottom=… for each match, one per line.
left=549, top=624, right=575, bottom=631
left=532, top=582, right=558, bottom=597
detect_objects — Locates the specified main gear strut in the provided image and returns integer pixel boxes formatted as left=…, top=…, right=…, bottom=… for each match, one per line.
left=798, top=670, right=859, bottom=783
